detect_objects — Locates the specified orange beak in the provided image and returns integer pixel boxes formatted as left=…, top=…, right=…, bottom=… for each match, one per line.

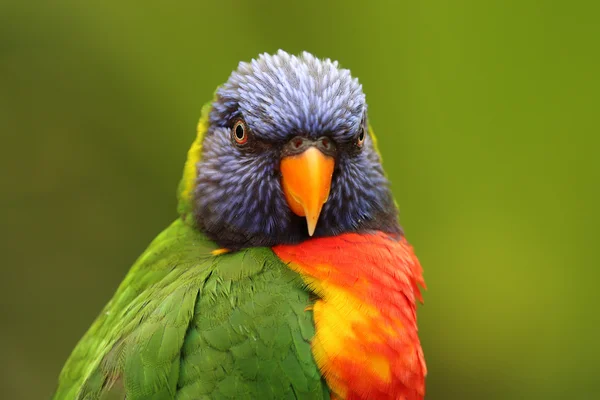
left=280, top=147, right=335, bottom=236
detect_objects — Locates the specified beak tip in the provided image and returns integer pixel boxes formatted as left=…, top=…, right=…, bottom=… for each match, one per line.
left=306, top=214, right=319, bottom=237
left=307, top=221, right=316, bottom=237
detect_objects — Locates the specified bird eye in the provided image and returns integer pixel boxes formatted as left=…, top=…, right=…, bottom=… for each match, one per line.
left=356, top=126, right=366, bottom=147
left=232, top=119, right=248, bottom=145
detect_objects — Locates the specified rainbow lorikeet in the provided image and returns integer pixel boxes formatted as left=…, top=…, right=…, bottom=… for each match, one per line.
left=53, top=51, right=426, bottom=400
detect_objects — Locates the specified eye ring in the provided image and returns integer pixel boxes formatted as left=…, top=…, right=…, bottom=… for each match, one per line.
left=356, top=126, right=366, bottom=147
left=232, top=119, right=249, bottom=145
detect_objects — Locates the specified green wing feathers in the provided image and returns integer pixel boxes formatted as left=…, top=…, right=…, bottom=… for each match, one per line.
left=54, top=220, right=326, bottom=399
left=177, top=247, right=325, bottom=399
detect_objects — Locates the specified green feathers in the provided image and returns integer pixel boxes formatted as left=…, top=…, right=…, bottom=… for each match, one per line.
left=178, top=246, right=325, bottom=399
left=54, top=220, right=327, bottom=399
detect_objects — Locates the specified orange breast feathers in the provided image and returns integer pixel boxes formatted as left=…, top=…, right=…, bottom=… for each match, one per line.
left=273, top=232, right=427, bottom=400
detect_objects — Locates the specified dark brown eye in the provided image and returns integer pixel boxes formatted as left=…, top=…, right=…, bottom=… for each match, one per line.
left=232, top=119, right=248, bottom=145
left=356, top=126, right=366, bottom=147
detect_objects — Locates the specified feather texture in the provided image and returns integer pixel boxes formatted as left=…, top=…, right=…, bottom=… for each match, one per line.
left=54, top=220, right=327, bottom=399
left=274, top=232, right=427, bottom=400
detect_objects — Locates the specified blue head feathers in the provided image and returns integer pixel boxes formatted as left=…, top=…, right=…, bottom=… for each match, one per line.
left=211, top=51, right=365, bottom=142
left=194, top=50, right=400, bottom=248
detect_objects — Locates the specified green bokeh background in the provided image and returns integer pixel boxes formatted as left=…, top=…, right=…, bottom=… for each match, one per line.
left=1, top=1, right=598, bottom=399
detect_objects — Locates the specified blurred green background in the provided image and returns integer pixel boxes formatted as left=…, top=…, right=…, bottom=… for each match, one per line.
left=1, top=0, right=598, bottom=399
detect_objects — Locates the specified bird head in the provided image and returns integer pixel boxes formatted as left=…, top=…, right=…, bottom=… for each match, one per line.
left=178, top=51, right=400, bottom=248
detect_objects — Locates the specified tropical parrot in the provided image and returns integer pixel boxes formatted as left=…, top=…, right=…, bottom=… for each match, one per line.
left=53, top=50, right=426, bottom=400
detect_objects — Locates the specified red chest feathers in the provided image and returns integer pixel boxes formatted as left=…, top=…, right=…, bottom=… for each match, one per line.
left=274, top=232, right=427, bottom=400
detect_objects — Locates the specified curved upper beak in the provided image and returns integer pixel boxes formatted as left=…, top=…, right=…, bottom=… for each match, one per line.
left=280, top=146, right=335, bottom=236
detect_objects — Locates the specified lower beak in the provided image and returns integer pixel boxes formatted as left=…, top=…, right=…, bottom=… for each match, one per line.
left=280, top=147, right=335, bottom=236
